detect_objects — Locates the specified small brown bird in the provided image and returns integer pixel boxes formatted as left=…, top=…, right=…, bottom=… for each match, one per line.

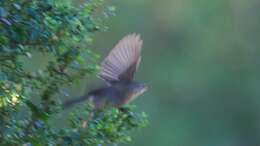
left=63, top=34, right=148, bottom=111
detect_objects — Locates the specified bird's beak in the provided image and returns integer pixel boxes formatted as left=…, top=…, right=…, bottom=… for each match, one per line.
left=141, top=84, right=148, bottom=94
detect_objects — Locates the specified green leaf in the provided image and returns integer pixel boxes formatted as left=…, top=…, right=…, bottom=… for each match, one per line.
left=13, top=3, right=21, bottom=10
left=0, top=7, right=8, bottom=17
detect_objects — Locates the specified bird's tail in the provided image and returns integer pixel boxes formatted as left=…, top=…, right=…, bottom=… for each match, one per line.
left=62, top=95, right=90, bottom=109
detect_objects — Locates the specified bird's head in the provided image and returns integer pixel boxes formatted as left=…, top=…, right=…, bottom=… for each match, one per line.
left=126, top=82, right=148, bottom=103
left=133, top=83, right=148, bottom=96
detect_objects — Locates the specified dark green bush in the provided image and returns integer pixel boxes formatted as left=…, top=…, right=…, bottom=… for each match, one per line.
left=0, top=0, right=148, bottom=145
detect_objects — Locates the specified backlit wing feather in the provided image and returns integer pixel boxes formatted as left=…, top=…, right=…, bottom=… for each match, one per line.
left=100, top=34, right=143, bottom=82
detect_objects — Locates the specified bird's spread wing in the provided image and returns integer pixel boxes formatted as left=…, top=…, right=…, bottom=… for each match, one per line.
left=100, top=34, right=143, bottom=83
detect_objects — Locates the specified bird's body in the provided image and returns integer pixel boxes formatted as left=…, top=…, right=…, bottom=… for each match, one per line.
left=63, top=34, right=147, bottom=111
left=89, top=81, right=136, bottom=108
left=64, top=81, right=147, bottom=110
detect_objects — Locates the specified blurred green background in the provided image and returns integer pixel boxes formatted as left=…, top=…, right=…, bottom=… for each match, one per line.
left=77, top=0, right=260, bottom=146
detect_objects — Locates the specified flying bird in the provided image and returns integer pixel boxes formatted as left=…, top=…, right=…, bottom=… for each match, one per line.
left=63, top=34, right=148, bottom=111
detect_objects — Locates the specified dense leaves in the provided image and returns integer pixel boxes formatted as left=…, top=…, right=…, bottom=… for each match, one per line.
left=0, top=0, right=147, bottom=145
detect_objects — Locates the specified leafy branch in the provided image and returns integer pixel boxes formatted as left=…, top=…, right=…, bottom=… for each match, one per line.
left=0, top=0, right=148, bottom=145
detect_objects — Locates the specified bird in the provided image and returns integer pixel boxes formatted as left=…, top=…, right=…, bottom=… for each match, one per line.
left=63, top=33, right=148, bottom=112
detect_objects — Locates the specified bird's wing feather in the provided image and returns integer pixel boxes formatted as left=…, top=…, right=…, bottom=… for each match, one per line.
left=100, top=34, right=143, bottom=82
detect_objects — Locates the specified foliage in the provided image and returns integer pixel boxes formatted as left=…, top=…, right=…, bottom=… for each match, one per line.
left=0, top=0, right=148, bottom=145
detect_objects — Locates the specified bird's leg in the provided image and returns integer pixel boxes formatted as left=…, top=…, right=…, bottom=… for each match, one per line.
left=82, top=109, right=95, bottom=128
left=82, top=109, right=106, bottom=128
